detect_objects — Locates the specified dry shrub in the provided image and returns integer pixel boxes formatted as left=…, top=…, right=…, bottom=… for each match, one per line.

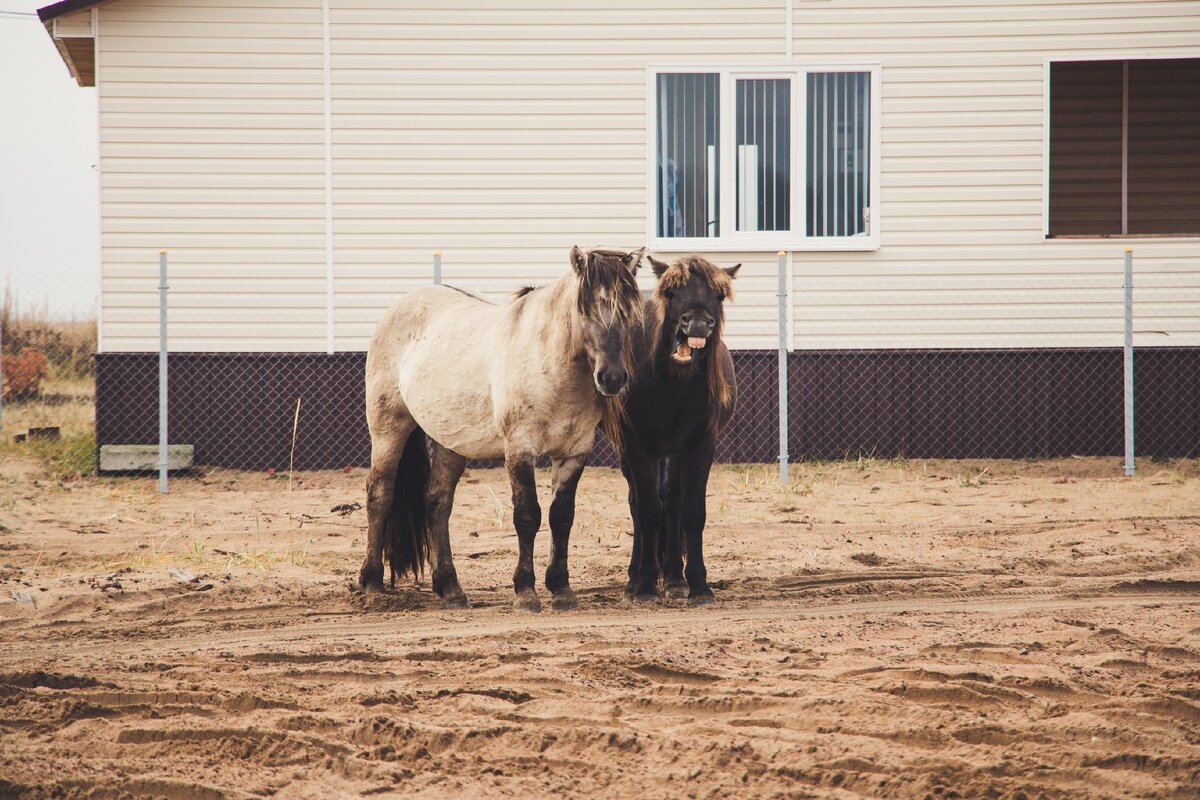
left=1, top=285, right=97, bottom=383
left=2, top=348, right=48, bottom=401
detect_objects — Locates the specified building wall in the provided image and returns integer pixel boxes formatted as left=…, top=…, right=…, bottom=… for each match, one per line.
left=90, top=0, right=1200, bottom=353
left=95, top=0, right=329, bottom=352
left=788, top=0, right=1200, bottom=350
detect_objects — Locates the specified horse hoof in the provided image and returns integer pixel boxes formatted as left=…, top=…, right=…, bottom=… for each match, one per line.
left=688, top=591, right=716, bottom=607
left=359, top=578, right=385, bottom=595
left=551, top=590, right=579, bottom=611
left=442, top=591, right=470, bottom=610
left=663, top=581, right=689, bottom=600
left=513, top=590, right=542, bottom=613
left=358, top=565, right=385, bottom=594
left=623, top=591, right=660, bottom=606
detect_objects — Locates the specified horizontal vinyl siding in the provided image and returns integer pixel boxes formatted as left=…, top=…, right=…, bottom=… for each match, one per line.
left=328, top=0, right=784, bottom=350
left=95, top=0, right=1200, bottom=353
left=790, top=0, right=1200, bottom=349
left=97, top=0, right=327, bottom=352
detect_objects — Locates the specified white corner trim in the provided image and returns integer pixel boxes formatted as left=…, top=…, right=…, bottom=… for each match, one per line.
left=93, top=6, right=103, bottom=353
left=322, top=0, right=334, bottom=355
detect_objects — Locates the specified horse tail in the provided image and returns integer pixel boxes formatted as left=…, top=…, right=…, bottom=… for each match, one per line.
left=385, top=427, right=430, bottom=584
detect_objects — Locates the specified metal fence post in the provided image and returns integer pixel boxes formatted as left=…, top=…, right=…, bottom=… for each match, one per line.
left=1123, top=248, right=1134, bottom=477
left=433, top=251, right=442, bottom=285
left=777, top=251, right=788, bottom=484
left=158, top=249, right=169, bottom=493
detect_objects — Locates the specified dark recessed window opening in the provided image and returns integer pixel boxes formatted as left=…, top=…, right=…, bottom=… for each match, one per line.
left=1048, top=57, right=1200, bottom=238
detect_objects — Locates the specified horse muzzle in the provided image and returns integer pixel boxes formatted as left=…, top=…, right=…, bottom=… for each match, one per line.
left=670, top=331, right=711, bottom=364
left=594, top=368, right=628, bottom=397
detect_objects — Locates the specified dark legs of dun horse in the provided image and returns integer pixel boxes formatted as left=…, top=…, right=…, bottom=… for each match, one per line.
left=506, top=453, right=543, bottom=612
left=506, top=452, right=585, bottom=612
left=359, top=420, right=416, bottom=592
left=545, top=455, right=586, bottom=611
left=427, top=441, right=468, bottom=608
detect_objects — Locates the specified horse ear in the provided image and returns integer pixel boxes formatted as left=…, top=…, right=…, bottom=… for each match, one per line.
left=648, top=256, right=671, bottom=278
left=570, top=245, right=587, bottom=275
left=723, top=264, right=742, bottom=280
left=622, top=247, right=646, bottom=275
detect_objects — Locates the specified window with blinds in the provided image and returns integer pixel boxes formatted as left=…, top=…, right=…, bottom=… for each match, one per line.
left=650, top=66, right=878, bottom=249
left=807, top=72, right=871, bottom=238
left=655, top=73, right=720, bottom=239
left=736, top=79, right=790, bottom=233
left=1049, top=57, right=1200, bottom=237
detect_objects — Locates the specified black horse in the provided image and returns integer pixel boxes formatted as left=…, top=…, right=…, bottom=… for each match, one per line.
left=610, top=255, right=739, bottom=604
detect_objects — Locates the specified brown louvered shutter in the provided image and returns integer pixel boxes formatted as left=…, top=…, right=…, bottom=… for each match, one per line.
left=1048, top=60, right=1123, bottom=237
left=1050, top=58, right=1200, bottom=237
left=1128, top=58, right=1200, bottom=235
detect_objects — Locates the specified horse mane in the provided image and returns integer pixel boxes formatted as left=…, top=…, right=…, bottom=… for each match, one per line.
left=574, top=248, right=644, bottom=325
left=652, top=255, right=735, bottom=410
left=652, top=255, right=734, bottom=302
left=513, top=285, right=537, bottom=299
left=573, top=248, right=644, bottom=458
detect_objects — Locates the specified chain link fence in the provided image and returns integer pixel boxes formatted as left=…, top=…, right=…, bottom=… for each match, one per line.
left=3, top=248, right=1197, bottom=520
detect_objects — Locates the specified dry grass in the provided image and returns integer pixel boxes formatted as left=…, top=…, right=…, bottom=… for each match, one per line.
left=2, top=287, right=97, bottom=477
left=1, top=285, right=96, bottom=381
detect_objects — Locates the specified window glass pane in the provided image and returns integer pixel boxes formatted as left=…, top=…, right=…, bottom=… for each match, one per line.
left=807, top=72, right=870, bottom=237
left=1128, top=57, right=1200, bottom=235
left=736, top=78, right=790, bottom=232
left=1048, top=61, right=1123, bottom=236
left=657, top=73, right=719, bottom=238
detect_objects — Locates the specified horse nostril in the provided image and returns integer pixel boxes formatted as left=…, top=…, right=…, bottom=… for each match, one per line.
left=596, top=369, right=627, bottom=394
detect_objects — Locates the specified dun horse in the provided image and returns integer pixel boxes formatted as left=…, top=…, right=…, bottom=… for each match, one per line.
left=358, top=246, right=644, bottom=611
left=613, top=255, right=739, bottom=604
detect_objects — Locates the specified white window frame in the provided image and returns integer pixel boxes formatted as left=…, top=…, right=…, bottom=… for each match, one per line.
left=646, top=63, right=882, bottom=252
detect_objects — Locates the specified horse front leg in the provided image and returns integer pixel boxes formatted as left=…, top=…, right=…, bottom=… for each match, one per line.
left=545, top=454, right=586, bottom=611
left=621, top=458, right=641, bottom=596
left=659, top=457, right=688, bottom=599
left=505, top=451, right=542, bottom=612
left=427, top=441, right=468, bottom=609
left=626, top=446, right=663, bottom=603
left=682, top=441, right=716, bottom=605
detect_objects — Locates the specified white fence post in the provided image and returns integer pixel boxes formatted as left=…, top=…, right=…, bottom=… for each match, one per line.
left=158, top=249, right=169, bottom=493
left=433, top=251, right=442, bottom=285
left=777, top=250, right=788, bottom=484
left=1123, top=247, right=1134, bottom=477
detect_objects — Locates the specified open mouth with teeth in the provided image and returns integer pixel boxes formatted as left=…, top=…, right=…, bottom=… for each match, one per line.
left=671, top=334, right=708, bottom=364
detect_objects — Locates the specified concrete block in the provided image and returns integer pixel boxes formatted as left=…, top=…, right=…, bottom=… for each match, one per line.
left=99, top=444, right=194, bottom=472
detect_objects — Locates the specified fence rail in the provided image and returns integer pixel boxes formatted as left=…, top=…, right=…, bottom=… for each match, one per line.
left=5, top=248, right=1199, bottom=498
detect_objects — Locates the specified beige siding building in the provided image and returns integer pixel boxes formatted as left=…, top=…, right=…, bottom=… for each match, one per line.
left=41, top=0, right=1200, bottom=465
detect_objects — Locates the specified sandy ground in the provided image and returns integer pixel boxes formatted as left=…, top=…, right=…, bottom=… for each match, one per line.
left=1, top=455, right=1199, bottom=799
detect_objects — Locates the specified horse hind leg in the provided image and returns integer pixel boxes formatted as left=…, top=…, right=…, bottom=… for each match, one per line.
left=359, top=415, right=419, bottom=593
left=545, top=454, right=587, bottom=611
left=427, top=441, right=469, bottom=608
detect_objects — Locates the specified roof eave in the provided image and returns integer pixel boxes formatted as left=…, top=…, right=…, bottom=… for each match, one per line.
left=38, top=0, right=104, bottom=23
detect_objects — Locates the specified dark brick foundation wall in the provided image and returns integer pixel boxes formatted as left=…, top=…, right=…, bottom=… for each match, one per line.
left=95, top=349, right=1200, bottom=471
